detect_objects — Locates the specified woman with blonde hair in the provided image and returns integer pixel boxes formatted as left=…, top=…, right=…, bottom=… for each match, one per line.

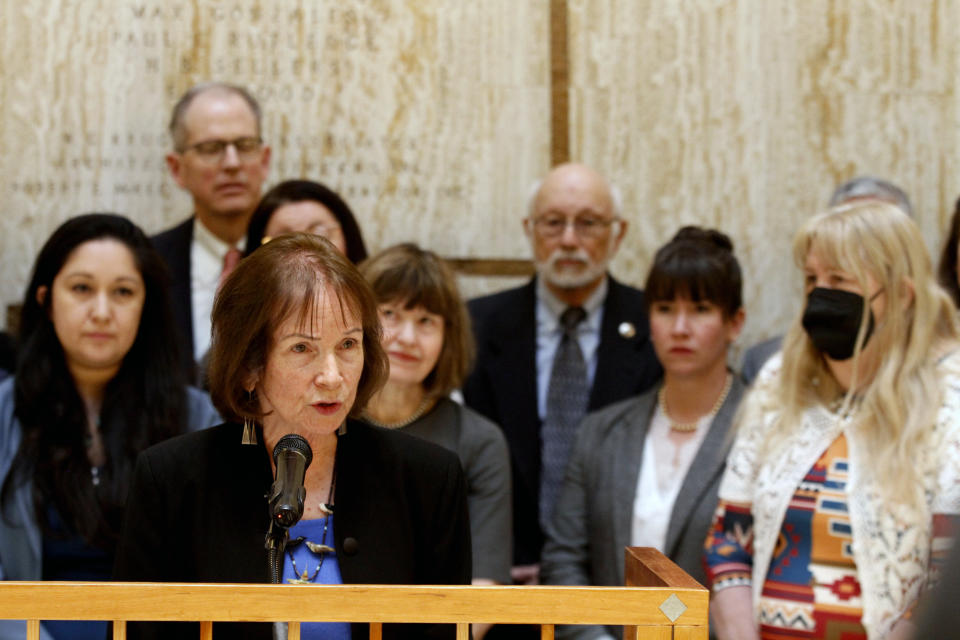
left=705, top=201, right=960, bottom=640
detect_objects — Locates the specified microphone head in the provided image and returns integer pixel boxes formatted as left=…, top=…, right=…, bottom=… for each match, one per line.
left=273, top=433, right=313, bottom=467
left=269, top=434, right=314, bottom=528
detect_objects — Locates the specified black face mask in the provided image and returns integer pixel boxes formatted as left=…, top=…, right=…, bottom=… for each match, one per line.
left=801, top=287, right=876, bottom=361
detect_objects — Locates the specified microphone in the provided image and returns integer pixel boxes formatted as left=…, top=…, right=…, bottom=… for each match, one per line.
left=268, top=434, right=313, bottom=528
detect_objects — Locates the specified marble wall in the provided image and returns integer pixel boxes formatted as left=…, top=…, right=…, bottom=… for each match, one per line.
left=2, top=0, right=959, bottom=356
left=0, top=0, right=550, bottom=324
left=568, top=0, right=960, bottom=347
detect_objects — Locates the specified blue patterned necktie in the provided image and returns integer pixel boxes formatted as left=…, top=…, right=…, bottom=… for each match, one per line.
left=540, top=306, right=589, bottom=529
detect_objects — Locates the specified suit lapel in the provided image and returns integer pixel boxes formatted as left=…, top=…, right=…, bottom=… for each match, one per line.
left=590, top=277, right=660, bottom=409
left=664, top=377, right=744, bottom=555
left=611, top=389, right=659, bottom=583
left=172, top=220, right=195, bottom=357
left=154, top=218, right=196, bottom=374
left=484, top=281, right=540, bottom=497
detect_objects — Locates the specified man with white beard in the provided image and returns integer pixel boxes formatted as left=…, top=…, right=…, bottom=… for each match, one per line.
left=463, top=164, right=662, bottom=618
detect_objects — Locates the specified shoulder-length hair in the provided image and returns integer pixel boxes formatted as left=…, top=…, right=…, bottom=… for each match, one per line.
left=209, top=233, right=388, bottom=423
left=359, top=243, right=474, bottom=398
left=772, top=201, right=960, bottom=500
left=4, top=213, right=187, bottom=547
left=643, top=226, right=743, bottom=318
left=245, top=179, right=368, bottom=263
left=936, top=196, right=960, bottom=308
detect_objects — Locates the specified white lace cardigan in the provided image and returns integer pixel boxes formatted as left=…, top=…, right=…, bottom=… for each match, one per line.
left=718, top=351, right=960, bottom=639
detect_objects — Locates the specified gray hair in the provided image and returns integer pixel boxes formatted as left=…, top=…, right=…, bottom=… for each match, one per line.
left=525, top=177, right=623, bottom=219
left=168, top=82, right=263, bottom=151
left=828, top=176, right=913, bottom=217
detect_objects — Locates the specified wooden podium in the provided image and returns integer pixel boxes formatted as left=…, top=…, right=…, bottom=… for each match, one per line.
left=0, top=547, right=707, bottom=639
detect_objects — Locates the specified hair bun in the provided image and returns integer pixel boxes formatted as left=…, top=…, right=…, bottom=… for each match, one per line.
left=671, top=225, right=734, bottom=253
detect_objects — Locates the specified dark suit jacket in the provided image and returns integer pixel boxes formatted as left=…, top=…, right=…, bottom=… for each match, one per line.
left=539, top=378, right=744, bottom=639
left=114, top=421, right=472, bottom=639
left=150, top=217, right=196, bottom=381
left=462, top=276, right=662, bottom=565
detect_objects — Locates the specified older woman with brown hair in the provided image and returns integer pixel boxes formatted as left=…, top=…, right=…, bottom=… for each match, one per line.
left=359, top=243, right=512, bottom=638
left=115, top=234, right=471, bottom=640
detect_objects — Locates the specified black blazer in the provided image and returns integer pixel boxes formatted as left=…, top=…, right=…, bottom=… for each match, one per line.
left=114, top=421, right=472, bottom=639
left=151, top=217, right=196, bottom=381
left=462, top=276, right=662, bottom=565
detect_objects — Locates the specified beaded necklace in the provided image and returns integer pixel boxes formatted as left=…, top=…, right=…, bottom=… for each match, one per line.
left=362, top=397, right=432, bottom=429
left=286, top=463, right=337, bottom=584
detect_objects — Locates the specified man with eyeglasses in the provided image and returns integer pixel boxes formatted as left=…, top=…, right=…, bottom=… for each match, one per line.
left=463, top=164, right=662, bottom=632
left=152, top=82, right=271, bottom=381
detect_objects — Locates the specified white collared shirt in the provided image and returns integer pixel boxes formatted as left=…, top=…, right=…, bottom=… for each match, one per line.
left=190, top=218, right=243, bottom=361
left=534, top=277, right=607, bottom=419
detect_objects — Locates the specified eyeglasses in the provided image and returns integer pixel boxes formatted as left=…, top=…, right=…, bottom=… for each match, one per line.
left=532, top=215, right=619, bottom=238
left=181, top=136, right=263, bottom=163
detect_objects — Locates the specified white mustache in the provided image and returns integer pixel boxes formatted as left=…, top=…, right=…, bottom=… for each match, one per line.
left=545, top=249, right=591, bottom=268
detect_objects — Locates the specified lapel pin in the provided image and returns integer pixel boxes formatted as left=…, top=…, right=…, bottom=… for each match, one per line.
left=618, top=322, right=636, bottom=338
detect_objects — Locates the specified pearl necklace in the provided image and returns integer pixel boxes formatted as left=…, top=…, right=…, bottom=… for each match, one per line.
left=362, top=397, right=432, bottom=429
left=658, top=374, right=733, bottom=433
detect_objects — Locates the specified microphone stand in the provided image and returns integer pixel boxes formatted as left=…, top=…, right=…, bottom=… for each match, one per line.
left=265, top=432, right=313, bottom=585
left=266, top=520, right=291, bottom=640
left=265, top=519, right=290, bottom=585
left=265, top=432, right=313, bottom=640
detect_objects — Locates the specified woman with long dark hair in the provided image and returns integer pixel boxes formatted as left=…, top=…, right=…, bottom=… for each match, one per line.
left=936, top=195, right=960, bottom=308
left=0, top=214, right=218, bottom=640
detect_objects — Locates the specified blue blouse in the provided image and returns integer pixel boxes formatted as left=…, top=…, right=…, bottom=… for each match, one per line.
left=281, top=515, right=351, bottom=640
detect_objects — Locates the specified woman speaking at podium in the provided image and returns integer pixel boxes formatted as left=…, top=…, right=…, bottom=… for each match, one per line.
left=115, top=234, right=471, bottom=639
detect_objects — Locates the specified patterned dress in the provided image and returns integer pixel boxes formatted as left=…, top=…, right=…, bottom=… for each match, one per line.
left=703, top=352, right=960, bottom=638
left=706, top=435, right=866, bottom=639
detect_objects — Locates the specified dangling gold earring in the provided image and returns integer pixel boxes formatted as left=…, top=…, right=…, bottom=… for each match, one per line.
left=241, top=390, right=257, bottom=445
left=242, top=417, right=257, bottom=445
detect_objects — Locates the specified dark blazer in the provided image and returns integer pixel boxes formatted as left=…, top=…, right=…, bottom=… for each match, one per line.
left=540, top=377, right=745, bottom=639
left=114, top=421, right=472, bottom=640
left=462, top=276, right=662, bottom=565
left=150, top=217, right=196, bottom=381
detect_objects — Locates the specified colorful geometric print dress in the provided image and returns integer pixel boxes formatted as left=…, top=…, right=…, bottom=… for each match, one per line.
left=706, top=435, right=866, bottom=639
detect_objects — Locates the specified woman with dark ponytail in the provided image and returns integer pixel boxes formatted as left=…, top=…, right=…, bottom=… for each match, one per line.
left=0, top=213, right=218, bottom=640
left=541, top=226, right=747, bottom=640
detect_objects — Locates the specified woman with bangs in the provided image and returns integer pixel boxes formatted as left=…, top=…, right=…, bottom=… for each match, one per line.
left=540, top=226, right=746, bottom=640
left=358, top=244, right=511, bottom=639
left=706, top=201, right=960, bottom=640
left=115, top=235, right=471, bottom=640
